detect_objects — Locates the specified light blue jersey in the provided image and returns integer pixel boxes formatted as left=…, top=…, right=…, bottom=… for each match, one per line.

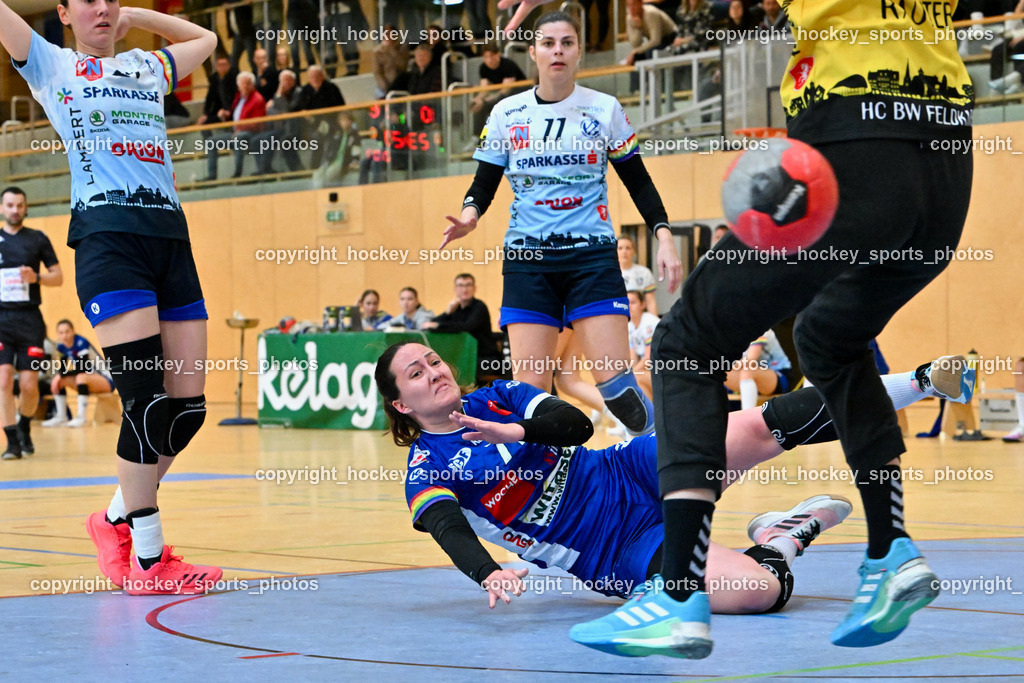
left=473, top=85, right=638, bottom=268
left=14, top=31, right=186, bottom=246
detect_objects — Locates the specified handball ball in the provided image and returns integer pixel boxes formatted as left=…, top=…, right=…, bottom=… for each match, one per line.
left=721, top=138, right=838, bottom=252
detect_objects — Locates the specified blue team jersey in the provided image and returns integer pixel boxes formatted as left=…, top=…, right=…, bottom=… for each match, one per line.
left=57, top=334, right=108, bottom=375
left=473, top=86, right=638, bottom=270
left=14, top=31, right=186, bottom=247
left=405, top=380, right=663, bottom=596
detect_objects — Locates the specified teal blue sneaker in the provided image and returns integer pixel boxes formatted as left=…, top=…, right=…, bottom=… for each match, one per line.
left=569, top=575, right=712, bottom=659
left=831, top=538, right=939, bottom=647
left=915, top=355, right=975, bottom=404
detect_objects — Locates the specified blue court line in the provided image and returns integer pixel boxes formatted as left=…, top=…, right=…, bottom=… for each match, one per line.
left=0, top=546, right=95, bottom=558
left=0, top=473, right=251, bottom=490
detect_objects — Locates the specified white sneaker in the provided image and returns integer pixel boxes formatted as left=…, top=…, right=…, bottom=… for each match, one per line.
left=748, top=494, right=853, bottom=556
left=67, top=417, right=88, bottom=428
left=42, top=415, right=68, bottom=427
left=1003, top=426, right=1023, bottom=443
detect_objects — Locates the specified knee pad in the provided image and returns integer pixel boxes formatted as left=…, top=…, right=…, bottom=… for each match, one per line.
left=166, top=395, right=206, bottom=456
left=76, top=383, right=90, bottom=396
left=104, top=335, right=168, bottom=465
left=597, top=370, right=654, bottom=435
left=761, top=387, right=836, bottom=451
left=744, top=545, right=794, bottom=613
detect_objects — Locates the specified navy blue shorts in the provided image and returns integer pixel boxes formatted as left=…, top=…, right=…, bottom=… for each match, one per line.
left=75, top=233, right=207, bottom=326
left=499, top=266, right=628, bottom=329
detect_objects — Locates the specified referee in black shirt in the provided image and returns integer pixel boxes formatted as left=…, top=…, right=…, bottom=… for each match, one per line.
left=0, top=187, right=62, bottom=460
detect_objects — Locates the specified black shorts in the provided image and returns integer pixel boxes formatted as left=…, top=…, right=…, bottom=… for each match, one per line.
left=0, top=308, right=47, bottom=371
left=499, top=265, right=629, bottom=329
left=75, top=232, right=207, bottom=326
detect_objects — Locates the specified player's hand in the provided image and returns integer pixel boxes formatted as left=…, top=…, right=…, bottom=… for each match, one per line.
left=498, top=0, right=548, bottom=33
left=18, top=266, right=37, bottom=284
left=656, top=231, right=683, bottom=293
left=482, top=567, right=530, bottom=608
left=450, top=412, right=526, bottom=444
left=113, top=7, right=134, bottom=42
left=440, top=212, right=478, bottom=249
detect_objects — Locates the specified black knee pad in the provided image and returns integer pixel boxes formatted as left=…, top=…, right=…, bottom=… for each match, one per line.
left=744, top=545, right=794, bottom=613
left=166, top=395, right=206, bottom=456
left=761, top=387, right=837, bottom=451
left=77, top=383, right=90, bottom=396
left=104, top=335, right=169, bottom=465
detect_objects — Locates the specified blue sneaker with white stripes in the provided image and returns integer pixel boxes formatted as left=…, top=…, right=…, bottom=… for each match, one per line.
left=569, top=575, right=712, bottom=659
left=831, top=537, right=939, bottom=647
left=915, top=355, right=975, bottom=404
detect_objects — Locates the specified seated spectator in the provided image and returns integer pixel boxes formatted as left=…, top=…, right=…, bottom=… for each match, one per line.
left=672, top=0, right=715, bottom=52
left=164, top=92, right=192, bottom=130
left=725, top=329, right=799, bottom=409
left=299, top=65, right=346, bottom=167
left=373, top=25, right=411, bottom=98
left=421, top=273, right=503, bottom=382
left=252, top=69, right=303, bottom=174
left=253, top=47, right=279, bottom=102
left=205, top=71, right=266, bottom=180
left=391, top=43, right=443, bottom=95
left=42, top=320, right=113, bottom=428
left=315, top=111, right=362, bottom=185
left=357, top=289, right=392, bottom=330
left=757, top=0, right=789, bottom=32
left=275, top=45, right=292, bottom=72
left=625, top=0, right=677, bottom=67
left=470, top=44, right=526, bottom=138
left=724, top=0, right=759, bottom=38
left=197, top=53, right=238, bottom=127
left=627, top=290, right=660, bottom=399
left=381, top=287, right=435, bottom=330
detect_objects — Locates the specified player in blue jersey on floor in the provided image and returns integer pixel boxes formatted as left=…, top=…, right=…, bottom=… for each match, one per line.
left=0, top=0, right=220, bottom=593
left=440, top=11, right=681, bottom=439
left=377, top=341, right=972, bottom=615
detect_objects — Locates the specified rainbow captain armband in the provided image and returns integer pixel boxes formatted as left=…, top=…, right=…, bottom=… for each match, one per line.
left=151, top=49, right=177, bottom=95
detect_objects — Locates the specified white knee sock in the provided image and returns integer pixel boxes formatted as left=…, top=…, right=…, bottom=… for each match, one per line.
left=76, top=394, right=89, bottom=420
left=53, top=394, right=67, bottom=419
left=882, top=371, right=924, bottom=411
left=740, top=378, right=759, bottom=411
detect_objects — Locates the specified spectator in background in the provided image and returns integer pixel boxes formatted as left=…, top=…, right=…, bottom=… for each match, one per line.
left=724, top=0, right=758, bottom=38
left=325, top=0, right=369, bottom=77
left=673, top=0, right=715, bottom=52
left=286, top=0, right=319, bottom=72
left=385, top=0, right=426, bottom=38
left=383, top=287, right=435, bottom=330
left=275, top=44, right=291, bottom=71
left=253, top=69, right=303, bottom=174
left=617, top=234, right=659, bottom=315
left=299, top=65, right=346, bottom=167
left=580, top=0, right=612, bottom=51
left=465, top=0, right=492, bottom=47
left=627, top=290, right=660, bottom=399
left=255, top=0, right=284, bottom=53
left=197, top=53, right=237, bottom=126
left=42, top=319, right=113, bottom=428
left=758, top=0, right=788, bottom=32
left=625, top=0, right=677, bottom=66
left=426, top=24, right=446, bottom=68
left=164, top=92, right=191, bottom=129
left=470, top=44, right=526, bottom=139
left=315, top=110, right=361, bottom=185
left=358, top=289, right=392, bottom=330
left=228, top=0, right=258, bottom=70
left=373, top=25, right=411, bottom=98
left=391, top=43, right=443, bottom=95
left=252, top=47, right=278, bottom=101
left=711, top=223, right=728, bottom=246
left=205, top=71, right=266, bottom=180
left=421, top=273, right=502, bottom=383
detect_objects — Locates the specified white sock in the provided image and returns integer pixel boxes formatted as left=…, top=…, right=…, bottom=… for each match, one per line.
left=740, top=378, right=759, bottom=411
left=882, top=371, right=924, bottom=411
left=762, top=533, right=800, bottom=566
left=106, top=487, right=127, bottom=524
left=76, top=394, right=89, bottom=419
left=128, top=510, right=165, bottom=564
left=53, top=394, right=67, bottom=419
left=1016, top=391, right=1024, bottom=428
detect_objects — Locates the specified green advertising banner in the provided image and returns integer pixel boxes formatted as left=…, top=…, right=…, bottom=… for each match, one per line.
left=257, top=332, right=478, bottom=429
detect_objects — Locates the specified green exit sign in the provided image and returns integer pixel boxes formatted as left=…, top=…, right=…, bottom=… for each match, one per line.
left=326, top=209, right=347, bottom=223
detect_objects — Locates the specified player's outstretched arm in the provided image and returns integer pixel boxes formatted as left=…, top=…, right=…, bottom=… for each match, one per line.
left=452, top=395, right=595, bottom=446
left=0, top=0, right=33, bottom=61
left=121, top=7, right=216, bottom=79
left=498, top=0, right=547, bottom=33
left=482, top=568, right=530, bottom=608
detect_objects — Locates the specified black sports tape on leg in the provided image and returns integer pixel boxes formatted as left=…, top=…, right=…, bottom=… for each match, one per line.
left=744, top=544, right=794, bottom=613
left=760, top=386, right=837, bottom=451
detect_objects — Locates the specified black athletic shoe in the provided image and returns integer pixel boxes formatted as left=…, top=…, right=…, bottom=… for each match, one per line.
left=17, top=426, right=34, bottom=456
left=2, top=445, right=22, bottom=460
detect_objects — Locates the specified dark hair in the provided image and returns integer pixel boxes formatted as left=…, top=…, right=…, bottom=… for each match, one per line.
left=617, top=234, right=636, bottom=246
left=454, top=273, right=475, bottom=284
left=1, top=186, right=26, bottom=201
left=400, top=286, right=419, bottom=299
left=533, top=11, right=581, bottom=44
left=375, top=341, right=468, bottom=447
left=481, top=43, right=501, bottom=54
left=376, top=341, right=423, bottom=447
left=56, top=318, right=75, bottom=330
left=359, top=289, right=380, bottom=305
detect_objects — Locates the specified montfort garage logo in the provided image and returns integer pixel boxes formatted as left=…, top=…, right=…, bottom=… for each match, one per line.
left=111, top=140, right=165, bottom=165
